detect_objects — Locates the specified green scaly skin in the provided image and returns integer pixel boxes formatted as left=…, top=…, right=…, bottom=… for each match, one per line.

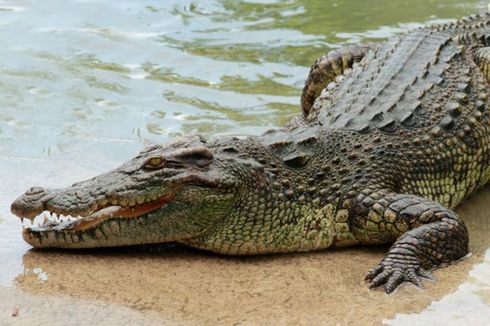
left=11, top=11, right=490, bottom=293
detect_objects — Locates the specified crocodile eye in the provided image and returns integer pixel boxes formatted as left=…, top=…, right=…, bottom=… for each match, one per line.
left=144, top=156, right=165, bottom=169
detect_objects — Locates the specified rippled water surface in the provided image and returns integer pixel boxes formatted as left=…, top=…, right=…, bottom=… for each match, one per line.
left=0, top=0, right=489, bottom=325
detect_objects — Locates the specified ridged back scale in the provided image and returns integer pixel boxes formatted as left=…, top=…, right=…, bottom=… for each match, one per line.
left=308, top=29, right=478, bottom=136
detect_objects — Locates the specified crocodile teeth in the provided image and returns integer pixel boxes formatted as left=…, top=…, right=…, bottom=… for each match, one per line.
left=22, top=218, right=32, bottom=228
left=59, top=215, right=69, bottom=223
left=23, top=194, right=173, bottom=232
left=32, top=214, right=47, bottom=227
left=24, top=212, right=87, bottom=229
left=51, top=213, right=58, bottom=223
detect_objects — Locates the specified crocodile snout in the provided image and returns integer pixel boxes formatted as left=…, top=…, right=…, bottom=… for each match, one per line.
left=11, top=187, right=56, bottom=219
left=25, top=186, right=46, bottom=196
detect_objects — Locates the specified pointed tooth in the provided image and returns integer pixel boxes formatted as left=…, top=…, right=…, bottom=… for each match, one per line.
left=149, top=193, right=158, bottom=200
left=129, top=199, right=136, bottom=206
left=120, top=199, right=128, bottom=206
left=41, top=213, right=50, bottom=224
left=110, top=199, right=119, bottom=205
left=22, top=218, right=32, bottom=228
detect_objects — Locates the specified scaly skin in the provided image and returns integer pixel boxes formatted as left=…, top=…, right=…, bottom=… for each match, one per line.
left=11, top=11, right=490, bottom=293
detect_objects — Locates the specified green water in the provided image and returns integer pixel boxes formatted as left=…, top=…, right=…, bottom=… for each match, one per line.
left=0, top=0, right=485, bottom=168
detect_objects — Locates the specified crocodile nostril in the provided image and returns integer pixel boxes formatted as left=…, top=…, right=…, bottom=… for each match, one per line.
left=25, top=186, right=45, bottom=196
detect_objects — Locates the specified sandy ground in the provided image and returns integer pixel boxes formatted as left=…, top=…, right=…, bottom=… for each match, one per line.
left=1, top=186, right=489, bottom=325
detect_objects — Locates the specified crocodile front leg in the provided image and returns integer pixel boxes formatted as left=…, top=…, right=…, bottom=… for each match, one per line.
left=350, top=190, right=469, bottom=294
left=473, top=46, right=490, bottom=82
left=301, top=44, right=374, bottom=116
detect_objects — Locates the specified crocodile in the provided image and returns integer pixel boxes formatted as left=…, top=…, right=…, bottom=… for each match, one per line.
left=10, top=10, right=490, bottom=293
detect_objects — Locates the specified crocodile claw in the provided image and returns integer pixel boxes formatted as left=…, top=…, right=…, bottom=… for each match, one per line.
left=365, top=260, right=433, bottom=294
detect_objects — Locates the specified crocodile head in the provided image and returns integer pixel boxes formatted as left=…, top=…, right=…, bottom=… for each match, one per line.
left=11, top=136, right=246, bottom=249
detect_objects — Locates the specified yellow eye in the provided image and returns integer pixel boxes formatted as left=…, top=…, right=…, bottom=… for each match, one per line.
left=145, top=157, right=164, bottom=169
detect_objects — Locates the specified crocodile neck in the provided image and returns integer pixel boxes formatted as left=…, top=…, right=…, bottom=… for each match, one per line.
left=181, top=128, right=391, bottom=254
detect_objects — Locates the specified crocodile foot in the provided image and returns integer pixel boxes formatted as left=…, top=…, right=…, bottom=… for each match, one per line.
left=357, top=192, right=468, bottom=294
left=365, top=254, right=434, bottom=294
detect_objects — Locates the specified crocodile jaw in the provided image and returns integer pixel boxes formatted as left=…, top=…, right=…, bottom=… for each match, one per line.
left=15, top=193, right=175, bottom=248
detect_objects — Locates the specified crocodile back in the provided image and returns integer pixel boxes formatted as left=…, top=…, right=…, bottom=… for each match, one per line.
left=310, top=28, right=486, bottom=137
left=300, top=11, right=490, bottom=208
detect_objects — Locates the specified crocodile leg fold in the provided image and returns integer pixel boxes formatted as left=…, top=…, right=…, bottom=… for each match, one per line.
left=301, top=44, right=375, bottom=117
left=350, top=190, right=469, bottom=294
left=473, top=46, right=490, bottom=83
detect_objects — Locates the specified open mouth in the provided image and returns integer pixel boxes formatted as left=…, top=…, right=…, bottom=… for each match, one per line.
left=21, top=193, right=174, bottom=232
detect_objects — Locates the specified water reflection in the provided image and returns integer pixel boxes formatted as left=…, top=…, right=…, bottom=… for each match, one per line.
left=0, top=0, right=485, bottom=163
left=387, top=249, right=490, bottom=325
